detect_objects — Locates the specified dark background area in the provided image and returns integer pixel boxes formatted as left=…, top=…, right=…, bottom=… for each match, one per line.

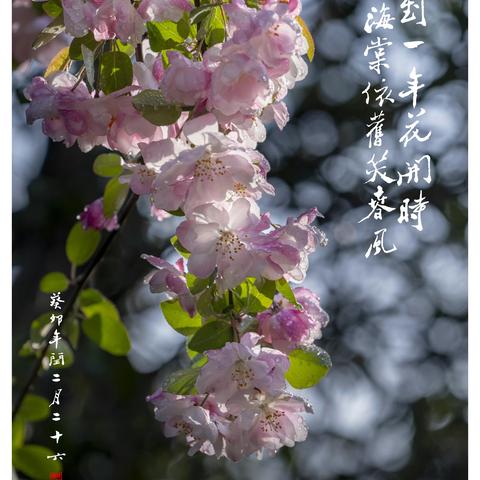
left=13, top=0, right=468, bottom=478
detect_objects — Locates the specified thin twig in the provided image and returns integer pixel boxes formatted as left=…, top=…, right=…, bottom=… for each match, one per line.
left=12, top=191, right=139, bottom=419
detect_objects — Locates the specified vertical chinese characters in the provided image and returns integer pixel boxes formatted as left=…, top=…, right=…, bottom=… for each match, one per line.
left=362, top=1, right=432, bottom=258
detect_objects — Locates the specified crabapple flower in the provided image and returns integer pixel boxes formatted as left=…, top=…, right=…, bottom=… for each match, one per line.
left=223, top=392, right=312, bottom=460
left=196, top=333, right=289, bottom=403
left=24, top=73, right=180, bottom=154
left=142, top=255, right=195, bottom=316
left=260, top=0, right=301, bottom=17
left=206, top=47, right=272, bottom=118
left=256, top=208, right=327, bottom=283
left=122, top=138, right=189, bottom=195
left=147, top=391, right=224, bottom=457
left=258, top=287, right=329, bottom=352
left=161, top=52, right=211, bottom=106
left=78, top=198, right=119, bottom=232
left=24, top=73, right=109, bottom=152
left=99, top=95, right=168, bottom=155
left=138, top=0, right=193, bottom=23
left=176, top=198, right=271, bottom=290
left=62, top=0, right=145, bottom=43
left=149, top=134, right=274, bottom=213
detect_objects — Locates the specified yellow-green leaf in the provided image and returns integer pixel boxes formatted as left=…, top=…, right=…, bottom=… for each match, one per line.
left=80, top=289, right=131, bottom=355
left=297, top=16, right=315, bottom=62
left=161, top=299, right=202, bottom=335
left=16, top=394, right=49, bottom=422
left=103, top=176, right=128, bottom=217
left=39, top=272, right=69, bottom=293
left=285, top=346, right=331, bottom=389
left=13, top=445, right=62, bottom=480
left=66, top=222, right=101, bottom=266
left=44, top=46, right=69, bottom=78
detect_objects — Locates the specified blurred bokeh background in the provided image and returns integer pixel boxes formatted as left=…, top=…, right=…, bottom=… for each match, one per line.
left=12, top=0, right=468, bottom=478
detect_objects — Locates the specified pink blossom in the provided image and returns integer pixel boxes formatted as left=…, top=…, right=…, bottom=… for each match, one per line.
left=24, top=73, right=109, bottom=152
left=206, top=47, right=272, bottom=117
left=63, top=0, right=145, bottom=43
left=250, top=11, right=300, bottom=78
left=224, top=392, right=311, bottom=460
left=254, top=208, right=327, bottom=283
left=142, top=255, right=196, bottom=316
left=121, top=138, right=189, bottom=195
left=147, top=391, right=224, bottom=457
left=100, top=95, right=168, bottom=155
left=261, top=101, right=289, bottom=130
left=176, top=199, right=271, bottom=290
left=149, top=134, right=274, bottom=213
left=258, top=287, right=329, bottom=352
left=161, top=52, right=211, bottom=106
left=196, top=333, right=289, bottom=403
left=78, top=198, right=119, bottom=232
left=138, top=0, right=193, bottom=22
left=176, top=201, right=325, bottom=289
left=259, top=0, right=301, bottom=17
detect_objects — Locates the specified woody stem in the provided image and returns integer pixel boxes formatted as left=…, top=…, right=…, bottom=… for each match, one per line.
left=12, top=191, right=139, bottom=419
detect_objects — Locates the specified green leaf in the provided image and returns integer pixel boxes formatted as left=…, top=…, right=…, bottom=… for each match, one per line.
left=297, top=16, right=315, bottom=62
left=39, top=272, right=69, bottom=293
left=82, top=44, right=96, bottom=89
left=19, top=341, right=35, bottom=357
left=205, top=7, right=226, bottom=47
left=44, top=47, right=69, bottom=78
left=162, top=367, right=201, bottom=395
left=13, top=445, right=62, bottom=480
left=66, top=222, right=101, bottom=266
left=167, top=208, right=185, bottom=217
left=115, top=40, right=135, bottom=57
left=188, top=321, right=233, bottom=353
left=103, top=176, right=128, bottom=217
left=132, top=89, right=182, bottom=126
left=285, top=346, right=332, bottom=389
left=42, top=0, right=63, bottom=18
left=93, top=153, right=123, bottom=177
left=12, top=419, right=25, bottom=449
left=190, top=5, right=213, bottom=24
left=146, top=18, right=189, bottom=52
left=69, top=32, right=99, bottom=60
left=161, top=299, right=202, bottom=335
left=170, top=234, right=191, bottom=258
left=276, top=278, right=298, bottom=305
left=245, top=0, right=260, bottom=8
left=17, top=394, right=50, bottom=422
left=233, top=278, right=275, bottom=314
left=33, top=14, right=65, bottom=50
left=99, top=51, right=133, bottom=94
left=196, top=288, right=229, bottom=317
left=79, top=288, right=103, bottom=306
left=186, top=273, right=211, bottom=295
left=80, top=289, right=131, bottom=355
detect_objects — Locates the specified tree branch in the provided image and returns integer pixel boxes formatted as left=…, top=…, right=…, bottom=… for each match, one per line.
left=12, top=191, right=139, bottom=419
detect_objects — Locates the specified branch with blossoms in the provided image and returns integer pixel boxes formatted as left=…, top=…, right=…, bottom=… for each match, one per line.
left=14, top=0, right=330, bottom=473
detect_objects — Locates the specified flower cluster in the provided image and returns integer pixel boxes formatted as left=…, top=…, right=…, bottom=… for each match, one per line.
left=26, top=0, right=309, bottom=153
left=24, top=0, right=330, bottom=462
left=148, top=333, right=313, bottom=460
